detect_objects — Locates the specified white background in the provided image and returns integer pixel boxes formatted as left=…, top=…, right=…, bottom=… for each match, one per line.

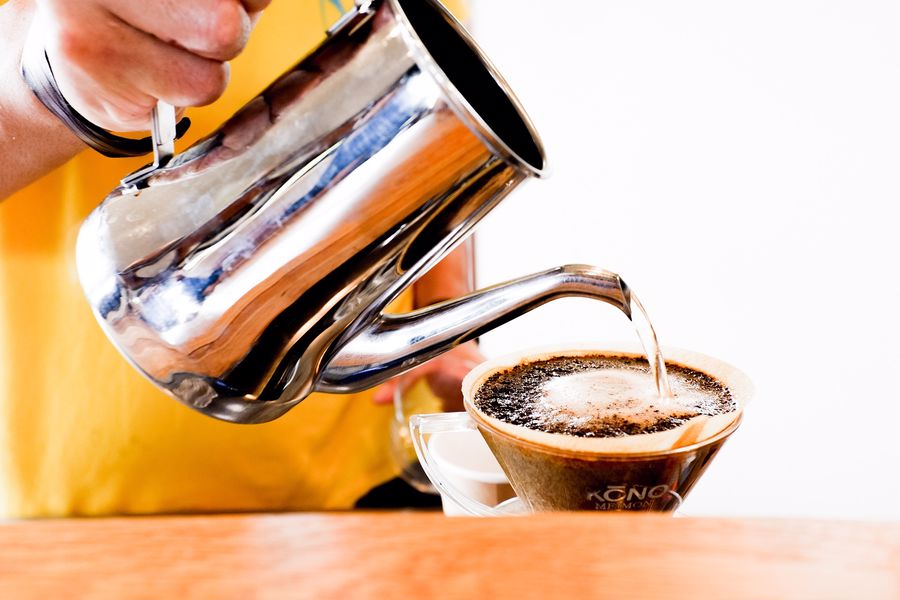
left=469, top=0, right=900, bottom=520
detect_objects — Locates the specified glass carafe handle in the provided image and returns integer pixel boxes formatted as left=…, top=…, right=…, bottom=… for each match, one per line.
left=409, top=412, right=508, bottom=517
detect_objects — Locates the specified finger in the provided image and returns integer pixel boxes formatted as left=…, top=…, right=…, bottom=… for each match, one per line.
left=372, top=381, right=397, bottom=405
left=91, top=95, right=159, bottom=131
left=240, top=0, right=273, bottom=13
left=424, top=372, right=465, bottom=411
left=446, top=361, right=476, bottom=380
left=51, top=15, right=230, bottom=129
left=103, top=0, right=253, bottom=62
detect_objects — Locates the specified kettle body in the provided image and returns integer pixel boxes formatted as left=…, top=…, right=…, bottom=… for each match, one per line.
left=77, top=0, right=631, bottom=423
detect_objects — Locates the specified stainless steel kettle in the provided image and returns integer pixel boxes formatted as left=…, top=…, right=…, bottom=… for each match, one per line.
left=77, top=0, right=633, bottom=423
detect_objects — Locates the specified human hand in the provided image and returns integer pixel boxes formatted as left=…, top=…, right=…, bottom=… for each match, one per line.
left=30, top=0, right=271, bottom=132
left=373, top=342, right=485, bottom=412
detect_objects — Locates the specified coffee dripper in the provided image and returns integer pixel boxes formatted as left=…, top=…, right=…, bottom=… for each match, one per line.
left=77, top=0, right=635, bottom=423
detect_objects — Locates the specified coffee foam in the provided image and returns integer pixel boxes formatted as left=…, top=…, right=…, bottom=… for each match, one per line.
left=533, top=362, right=731, bottom=436
left=463, top=346, right=752, bottom=455
left=540, top=369, right=674, bottom=431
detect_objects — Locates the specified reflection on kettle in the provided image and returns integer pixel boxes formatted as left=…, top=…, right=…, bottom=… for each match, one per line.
left=77, top=0, right=630, bottom=423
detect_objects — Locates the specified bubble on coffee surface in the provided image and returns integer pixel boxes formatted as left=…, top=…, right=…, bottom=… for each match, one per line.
left=473, top=355, right=735, bottom=438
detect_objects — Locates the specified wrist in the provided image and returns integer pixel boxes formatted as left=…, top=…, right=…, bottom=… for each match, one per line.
left=5, top=4, right=80, bottom=144
left=0, top=2, right=83, bottom=198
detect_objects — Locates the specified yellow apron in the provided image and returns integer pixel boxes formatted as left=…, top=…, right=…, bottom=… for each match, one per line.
left=0, top=0, right=464, bottom=517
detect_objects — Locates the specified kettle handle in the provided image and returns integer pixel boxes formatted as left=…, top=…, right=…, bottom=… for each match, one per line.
left=316, top=264, right=632, bottom=393
left=132, top=0, right=372, bottom=180
left=123, top=1, right=374, bottom=182
left=120, top=101, right=178, bottom=187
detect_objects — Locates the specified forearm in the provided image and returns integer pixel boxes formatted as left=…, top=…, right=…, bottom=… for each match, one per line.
left=0, top=0, right=84, bottom=200
left=412, top=238, right=476, bottom=308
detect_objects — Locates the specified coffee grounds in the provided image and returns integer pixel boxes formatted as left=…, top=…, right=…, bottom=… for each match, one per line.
left=473, top=355, right=735, bottom=438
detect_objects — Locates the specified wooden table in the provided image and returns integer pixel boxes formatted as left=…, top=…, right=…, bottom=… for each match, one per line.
left=1, top=513, right=897, bottom=599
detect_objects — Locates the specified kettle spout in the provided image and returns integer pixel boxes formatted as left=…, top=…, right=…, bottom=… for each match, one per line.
left=316, top=264, right=631, bottom=393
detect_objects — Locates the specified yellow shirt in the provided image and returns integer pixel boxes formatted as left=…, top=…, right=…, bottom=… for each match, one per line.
left=0, top=0, right=463, bottom=517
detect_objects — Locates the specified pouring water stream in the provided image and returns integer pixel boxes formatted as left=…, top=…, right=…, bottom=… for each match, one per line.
left=629, top=293, right=673, bottom=401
